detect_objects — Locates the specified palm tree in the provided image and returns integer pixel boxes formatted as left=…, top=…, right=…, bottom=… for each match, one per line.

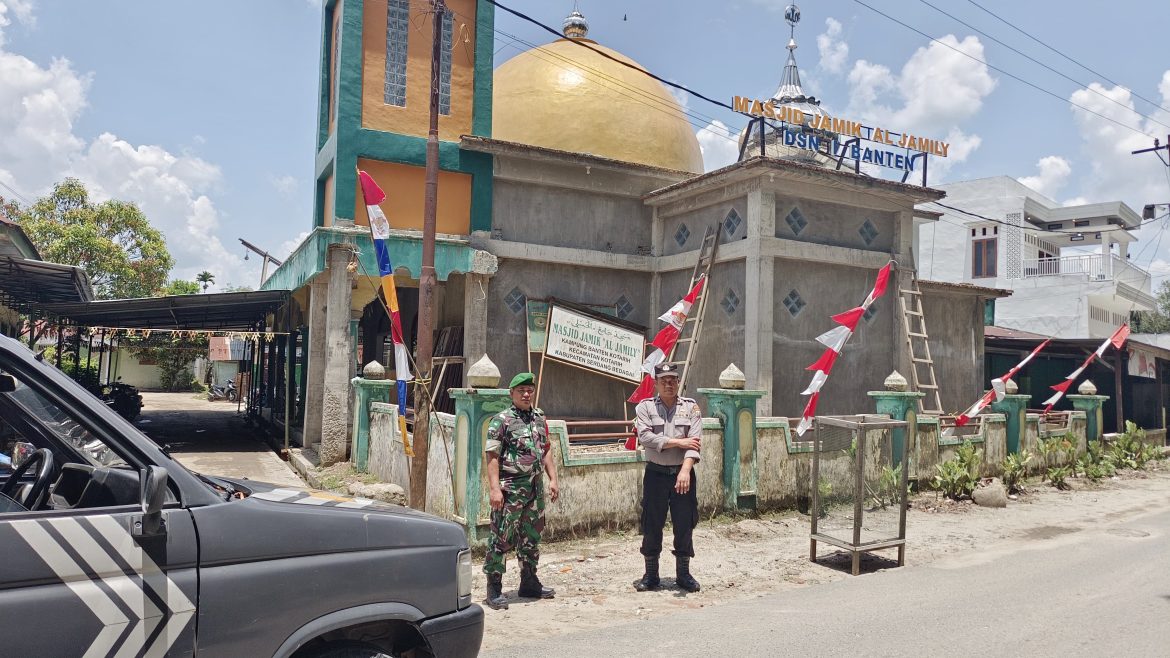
left=196, top=271, right=215, bottom=292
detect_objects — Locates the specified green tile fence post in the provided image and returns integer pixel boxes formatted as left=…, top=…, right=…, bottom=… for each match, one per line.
left=1068, top=381, right=1109, bottom=443
left=867, top=372, right=925, bottom=464
left=698, top=368, right=765, bottom=513
left=990, top=392, right=1032, bottom=454
left=350, top=366, right=394, bottom=471
left=449, top=387, right=511, bottom=545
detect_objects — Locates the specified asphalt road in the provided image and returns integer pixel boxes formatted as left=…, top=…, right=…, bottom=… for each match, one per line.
left=484, top=504, right=1170, bottom=657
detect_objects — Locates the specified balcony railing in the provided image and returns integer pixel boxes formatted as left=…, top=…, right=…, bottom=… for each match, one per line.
left=1021, top=254, right=1151, bottom=286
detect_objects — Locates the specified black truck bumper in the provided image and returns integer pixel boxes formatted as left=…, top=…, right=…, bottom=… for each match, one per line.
left=419, top=604, right=484, bottom=658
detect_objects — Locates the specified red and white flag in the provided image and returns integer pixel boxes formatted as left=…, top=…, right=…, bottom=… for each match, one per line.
left=1042, top=324, right=1129, bottom=411
left=795, top=262, right=893, bottom=436
left=954, top=339, right=1050, bottom=427
left=627, top=278, right=705, bottom=405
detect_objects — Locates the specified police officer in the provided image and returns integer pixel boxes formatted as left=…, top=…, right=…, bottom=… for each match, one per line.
left=634, top=362, right=702, bottom=592
left=483, top=372, right=560, bottom=610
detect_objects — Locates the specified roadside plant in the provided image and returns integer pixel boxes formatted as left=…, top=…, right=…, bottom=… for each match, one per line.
left=932, top=440, right=982, bottom=500
left=1036, top=436, right=1060, bottom=470
left=1000, top=450, right=1032, bottom=494
left=1046, top=465, right=1072, bottom=490
left=1109, top=421, right=1146, bottom=470
left=1060, top=433, right=1079, bottom=475
left=870, top=464, right=907, bottom=509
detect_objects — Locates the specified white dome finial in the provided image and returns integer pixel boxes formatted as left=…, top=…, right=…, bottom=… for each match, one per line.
left=563, top=7, right=588, bottom=39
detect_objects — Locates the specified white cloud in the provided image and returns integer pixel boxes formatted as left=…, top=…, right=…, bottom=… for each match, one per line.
left=1017, top=155, right=1072, bottom=201
left=816, top=18, right=848, bottom=75
left=0, top=2, right=265, bottom=290
left=695, top=119, right=739, bottom=172
left=278, top=230, right=311, bottom=260
left=844, top=35, right=997, bottom=182
left=270, top=174, right=298, bottom=197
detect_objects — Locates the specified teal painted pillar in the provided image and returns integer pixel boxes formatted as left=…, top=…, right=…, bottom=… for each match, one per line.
left=1068, top=393, right=1110, bottom=442
left=698, top=387, right=765, bottom=513
left=868, top=389, right=926, bottom=464
left=990, top=394, right=1031, bottom=454
left=449, top=387, right=511, bottom=544
left=350, top=376, right=394, bottom=471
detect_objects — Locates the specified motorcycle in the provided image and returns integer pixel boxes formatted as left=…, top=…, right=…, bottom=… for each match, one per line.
left=100, top=380, right=143, bottom=421
left=208, top=379, right=237, bottom=402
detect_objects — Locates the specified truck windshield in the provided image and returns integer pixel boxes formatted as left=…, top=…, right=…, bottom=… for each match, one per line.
left=5, top=378, right=128, bottom=469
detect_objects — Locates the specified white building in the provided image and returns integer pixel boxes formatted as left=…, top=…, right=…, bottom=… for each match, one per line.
left=915, top=176, right=1153, bottom=339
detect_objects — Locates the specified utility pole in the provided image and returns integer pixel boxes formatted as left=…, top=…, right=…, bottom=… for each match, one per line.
left=410, top=0, right=444, bottom=510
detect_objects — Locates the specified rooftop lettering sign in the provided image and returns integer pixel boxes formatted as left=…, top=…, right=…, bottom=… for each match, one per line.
left=733, top=95, right=950, bottom=169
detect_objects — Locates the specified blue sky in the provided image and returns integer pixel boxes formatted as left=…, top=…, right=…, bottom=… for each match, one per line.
left=1, top=0, right=1169, bottom=288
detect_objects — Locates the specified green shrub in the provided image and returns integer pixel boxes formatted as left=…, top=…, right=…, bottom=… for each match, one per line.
left=933, top=440, right=982, bottom=499
left=1001, top=450, right=1032, bottom=493
left=1046, top=465, right=1072, bottom=490
left=870, top=464, right=907, bottom=509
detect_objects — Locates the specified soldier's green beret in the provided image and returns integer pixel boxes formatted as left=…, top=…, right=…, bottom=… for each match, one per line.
left=509, top=372, right=536, bottom=389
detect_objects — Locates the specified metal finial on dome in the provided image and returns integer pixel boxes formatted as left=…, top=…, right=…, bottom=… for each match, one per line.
left=563, top=8, right=588, bottom=38
left=785, top=5, right=801, bottom=28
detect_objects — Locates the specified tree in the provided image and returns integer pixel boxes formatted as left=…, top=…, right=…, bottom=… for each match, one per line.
left=18, top=179, right=173, bottom=299
left=1131, top=280, right=1170, bottom=333
left=195, top=270, right=215, bottom=292
left=162, top=279, right=201, bottom=296
left=221, top=284, right=254, bottom=293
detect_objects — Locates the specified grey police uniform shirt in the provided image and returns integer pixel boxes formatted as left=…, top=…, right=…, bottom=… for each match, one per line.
left=635, top=395, right=702, bottom=466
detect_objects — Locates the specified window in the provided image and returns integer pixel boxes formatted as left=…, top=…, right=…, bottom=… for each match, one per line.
left=384, top=0, right=410, bottom=107
left=439, top=9, right=454, bottom=115
left=972, top=238, right=997, bottom=278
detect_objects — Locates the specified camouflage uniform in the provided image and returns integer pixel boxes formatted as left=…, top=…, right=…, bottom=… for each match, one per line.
left=483, top=404, right=550, bottom=576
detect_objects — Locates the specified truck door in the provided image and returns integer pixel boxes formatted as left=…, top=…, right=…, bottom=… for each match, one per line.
left=0, top=365, right=198, bottom=657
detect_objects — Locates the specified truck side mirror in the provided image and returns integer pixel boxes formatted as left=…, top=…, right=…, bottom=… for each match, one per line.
left=0, top=374, right=15, bottom=392
left=134, top=466, right=169, bottom=538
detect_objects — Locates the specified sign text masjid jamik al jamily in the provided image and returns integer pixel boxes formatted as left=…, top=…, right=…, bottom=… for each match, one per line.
left=734, top=96, right=950, bottom=171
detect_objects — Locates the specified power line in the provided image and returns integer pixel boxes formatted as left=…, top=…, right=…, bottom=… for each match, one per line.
left=964, top=0, right=1170, bottom=117
left=848, top=0, right=1156, bottom=139
left=915, top=0, right=1170, bottom=133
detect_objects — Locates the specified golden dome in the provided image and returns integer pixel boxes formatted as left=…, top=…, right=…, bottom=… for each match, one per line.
left=493, top=38, right=704, bottom=174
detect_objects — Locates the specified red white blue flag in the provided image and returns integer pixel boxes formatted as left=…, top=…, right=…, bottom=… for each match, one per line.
left=359, top=170, right=413, bottom=452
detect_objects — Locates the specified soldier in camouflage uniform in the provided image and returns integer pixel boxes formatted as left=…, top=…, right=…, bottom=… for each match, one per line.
left=483, top=372, right=560, bottom=610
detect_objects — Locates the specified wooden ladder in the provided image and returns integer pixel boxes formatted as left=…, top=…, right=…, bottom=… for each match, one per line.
left=670, top=221, right=723, bottom=394
left=899, top=276, right=944, bottom=415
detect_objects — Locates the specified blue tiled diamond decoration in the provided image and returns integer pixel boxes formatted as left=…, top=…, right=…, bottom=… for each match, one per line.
left=859, top=218, right=879, bottom=246
left=674, top=223, right=691, bottom=247
left=782, top=289, right=806, bottom=317
left=721, top=289, right=740, bottom=315
left=785, top=207, right=808, bottom=236
left=504, top=287, right=525, bottom=314
left=724, top=209, right=742, bottom=238
left=863, top=304, right=878, bottom=323
left=616, top=295, right=634, bottom=320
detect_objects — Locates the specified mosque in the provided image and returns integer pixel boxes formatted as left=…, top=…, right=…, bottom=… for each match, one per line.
left=260, top=1, right=1002, bottom=460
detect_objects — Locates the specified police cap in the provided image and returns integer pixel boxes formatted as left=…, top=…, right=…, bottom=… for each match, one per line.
left=654, top=363, right=680, bottom=379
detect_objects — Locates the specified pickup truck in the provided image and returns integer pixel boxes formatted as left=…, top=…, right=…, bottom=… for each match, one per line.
left=0, top=334, right=483, bottom=657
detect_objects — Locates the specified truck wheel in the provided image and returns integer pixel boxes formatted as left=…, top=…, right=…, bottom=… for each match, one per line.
left=310, top=642, right=395, bottom=658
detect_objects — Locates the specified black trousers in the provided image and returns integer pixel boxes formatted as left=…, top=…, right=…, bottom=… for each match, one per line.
left=640, top=463, right=698, bottom=558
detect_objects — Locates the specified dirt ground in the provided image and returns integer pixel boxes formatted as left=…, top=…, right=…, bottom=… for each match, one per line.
left=478, top=465, right=1170, bottom=652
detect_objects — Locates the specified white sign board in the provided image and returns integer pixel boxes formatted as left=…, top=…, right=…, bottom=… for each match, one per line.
left=544, top=305, right=644, bottom=383
left=1128, top=347, right=1157, bottom=379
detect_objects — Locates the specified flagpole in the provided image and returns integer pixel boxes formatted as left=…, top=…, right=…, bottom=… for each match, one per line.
left=409, top=0, right=445, bottom=510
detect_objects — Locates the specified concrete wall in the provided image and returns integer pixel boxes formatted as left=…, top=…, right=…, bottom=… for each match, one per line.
left=919, top=285, right=987, bottom=413
left=492, top=180, right=652, bottom=254
left=772, top=260, right=895, bottom=417
left=774, top=196, right=896, bottom=254
left=660, top=198, right=747, bottom=257
left=486, top=259, right=652, bottom=418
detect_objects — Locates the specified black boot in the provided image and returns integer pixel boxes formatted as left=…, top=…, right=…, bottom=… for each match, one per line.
left=676, top=556, right=700, bottom=592
left=634, top=555, right=660, bottom=592
left=485, top=573, right=509, bottom=610
left=518, top=563, right=555, bottom=599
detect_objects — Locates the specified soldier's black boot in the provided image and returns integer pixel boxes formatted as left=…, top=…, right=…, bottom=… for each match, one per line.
left=485, top=573, right=509, bottom=610
left=634, top=555, right=660, bottom=591
left=676, top=556, right=700, bottom=593
left=518, top=563, right=555, bottom=599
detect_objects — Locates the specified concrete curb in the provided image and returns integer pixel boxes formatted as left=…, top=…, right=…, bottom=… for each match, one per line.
left=288, top=448, right=325, bottom=489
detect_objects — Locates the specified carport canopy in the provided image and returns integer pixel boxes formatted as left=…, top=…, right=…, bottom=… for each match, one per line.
left=39, top=289, right=290, bottom=331
left=0, top=255, right=94, bottom=312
